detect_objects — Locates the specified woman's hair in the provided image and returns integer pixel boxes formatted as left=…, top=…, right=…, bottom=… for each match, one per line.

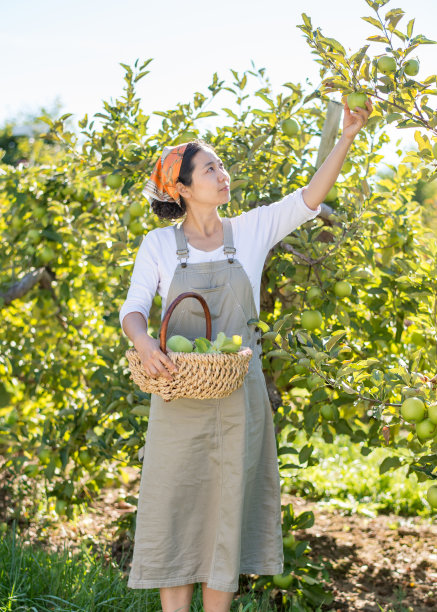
left=150, top=139, right=216, bottom=221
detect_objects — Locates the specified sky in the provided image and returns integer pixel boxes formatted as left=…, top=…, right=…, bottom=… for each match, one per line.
left=1, top=0, right=436, bottom=164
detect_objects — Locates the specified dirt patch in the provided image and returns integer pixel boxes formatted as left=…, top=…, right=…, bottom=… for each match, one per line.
left=281, top=494, right=437, bottom=611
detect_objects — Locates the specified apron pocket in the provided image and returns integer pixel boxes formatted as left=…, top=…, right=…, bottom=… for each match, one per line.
left=186, top=285, right=227, bottom=320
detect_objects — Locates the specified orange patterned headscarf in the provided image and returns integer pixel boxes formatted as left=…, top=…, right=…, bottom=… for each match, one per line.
left=143, top=144, right=188, bottom=208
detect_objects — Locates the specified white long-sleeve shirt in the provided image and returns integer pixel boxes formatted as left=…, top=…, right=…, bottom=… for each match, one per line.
left=119, top=187, right=321, bottom=337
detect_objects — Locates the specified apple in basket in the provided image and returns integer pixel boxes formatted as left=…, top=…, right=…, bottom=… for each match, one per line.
left=166, top=332, right=243, bottom=354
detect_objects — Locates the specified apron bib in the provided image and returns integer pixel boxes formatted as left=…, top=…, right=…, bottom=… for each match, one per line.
left=128, top=217, right=284, bottom=592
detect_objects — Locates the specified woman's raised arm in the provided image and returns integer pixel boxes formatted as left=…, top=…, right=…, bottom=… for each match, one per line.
left=302, top=98, right=373, bottom=210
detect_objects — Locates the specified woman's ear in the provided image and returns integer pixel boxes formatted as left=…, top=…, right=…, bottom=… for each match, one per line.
left=176, top=181, right=190, bottom=200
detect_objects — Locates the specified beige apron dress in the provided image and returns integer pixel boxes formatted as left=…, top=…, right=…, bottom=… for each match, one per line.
left=128, top=217, right=284, bottom=592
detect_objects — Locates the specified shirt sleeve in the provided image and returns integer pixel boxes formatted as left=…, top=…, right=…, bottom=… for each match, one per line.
left=255, top=187, right=321, bottom=252
left=119, top=231, right=159, bottom=338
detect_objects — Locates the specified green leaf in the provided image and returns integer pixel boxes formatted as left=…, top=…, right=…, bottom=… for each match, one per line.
left=301, top=13, right=312, bottom=29
left=361, top=16, right=383, bottom=30
left=134, top=70, right=150, bottom=83
left=407, top=18, right=415, bottom=39
left=273, top=314, right=294, bottom=333
left=384, top=8, right=404, bottom=20
left=293, top=510, right=314, bottom=530
left=385, top=112, right=403, bottom=123
left=249, top=134, right=270, bottom=155
left=222, top=108, right=238, bottom=120
left=353, top=358, right=381, bottom=369
left=325, top=330, right=347, bottom=352
left=214, top=332, right=227, bottom=349
left=298, top=444, right=313, bottom=464
left=410, top=35, right=437, bottom=45
left=324, top=37, right=346, bottom=55
left=262, top=331, right=282, bottom=342
left=194, top=111, right=218, bottom=119
left=265, top=349, right=291, bottom=360
left=296, top=331, right=313, bottom=346
left=391, top=29, right=407, bottom=42
left=194, top=337, right=212, bottom=353
left=255, top=92, right=275, bottom=108
left=247, top=318, right=270, bottom=333
left=379, top=456, right=403, bottom=474
left=341, top=381, right=356, bottom=395
left=366, top=35, right=388, bottom=43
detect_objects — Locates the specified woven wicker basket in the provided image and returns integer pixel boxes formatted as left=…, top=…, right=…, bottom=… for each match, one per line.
left=125, top=291, right=252, bottom=402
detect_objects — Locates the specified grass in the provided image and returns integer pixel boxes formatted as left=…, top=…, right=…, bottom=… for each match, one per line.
left=280, top=427, right=435, bottom=518
left=0, top=524, right=309, bottom=612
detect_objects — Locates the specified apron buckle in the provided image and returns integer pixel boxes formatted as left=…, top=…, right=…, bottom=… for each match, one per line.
left=176, top=248, right=189, bottom=268
left=224, top=246, right=236, bottom=264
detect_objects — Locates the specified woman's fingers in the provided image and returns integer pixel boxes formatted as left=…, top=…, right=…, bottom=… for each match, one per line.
left=144, top=351, right=179, bottom=380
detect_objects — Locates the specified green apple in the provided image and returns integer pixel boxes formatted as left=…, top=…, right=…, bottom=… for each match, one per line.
left=27, top=229, right=41, bottom=244
left=347, top=92, right=368, bottom=111
left=377, top=56, right=397, bottom=74
left=416, top=418, right=437, bottom=441
left=39, top=246, right=56, bottom=264
left=427, top=485, right=437, bottom=508
left=58, top=342, right=70, bottom=356
left=307, top=286, right=322, bottom=302
left=272, top=573, right=294, bottom=589
left=106, top=173, right=123, bottom=189
left=401, top=397, right=426, bottom=423
left=129, top=202, right=144, bottom=218
left=334, top=280, right=352, bottom=298
left=281, top=118, right=299, bottom=137
left=321, top=404, right=335, bottom=420
left=342, top=160, right=353, bottom=174
left=428, top=403, right=437, bottom=425
left=24, top=464, right=39, bottom=477
left=38, top=449, right=51, bottom=464
left=129, top=220, right=144, bottom=235
left=12, top=216, right=23, bottom=230
left=79, top=450, right=92, bottom=467
left=55, top=499, right=67, bottom=515
left=404, top=59, right=419, bottom=77
left=283, top=533, right=296, bottom=549
left=324, top=185, right=338, bottom=202
left=301, top=310, right=323, bottom=331
left=167, top=335, right=193, bottom=353
left=124, top=143, right=141, bottom=160
left=74, top=188, right=88, bottom=203
left=33, top=206, right=46, bottom=219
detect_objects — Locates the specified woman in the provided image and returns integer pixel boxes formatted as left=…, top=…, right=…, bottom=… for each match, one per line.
left=120, top=98, right=373, bottom=612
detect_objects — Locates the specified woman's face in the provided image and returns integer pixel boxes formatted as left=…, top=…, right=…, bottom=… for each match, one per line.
left=177, top=148, right=230, bottom=209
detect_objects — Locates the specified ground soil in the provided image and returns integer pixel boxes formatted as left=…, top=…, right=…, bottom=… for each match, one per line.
left=2, top=468, right=436, bottom=611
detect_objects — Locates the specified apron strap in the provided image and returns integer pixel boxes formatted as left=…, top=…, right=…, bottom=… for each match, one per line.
left=174, top=221, right=189, bottom=267
left=222, top=218, right=236, bottom=264
left=173, top=218, right=236, bottom=267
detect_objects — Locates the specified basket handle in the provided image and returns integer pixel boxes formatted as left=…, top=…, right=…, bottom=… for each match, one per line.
left=159, top=291, right=212, bottom=354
